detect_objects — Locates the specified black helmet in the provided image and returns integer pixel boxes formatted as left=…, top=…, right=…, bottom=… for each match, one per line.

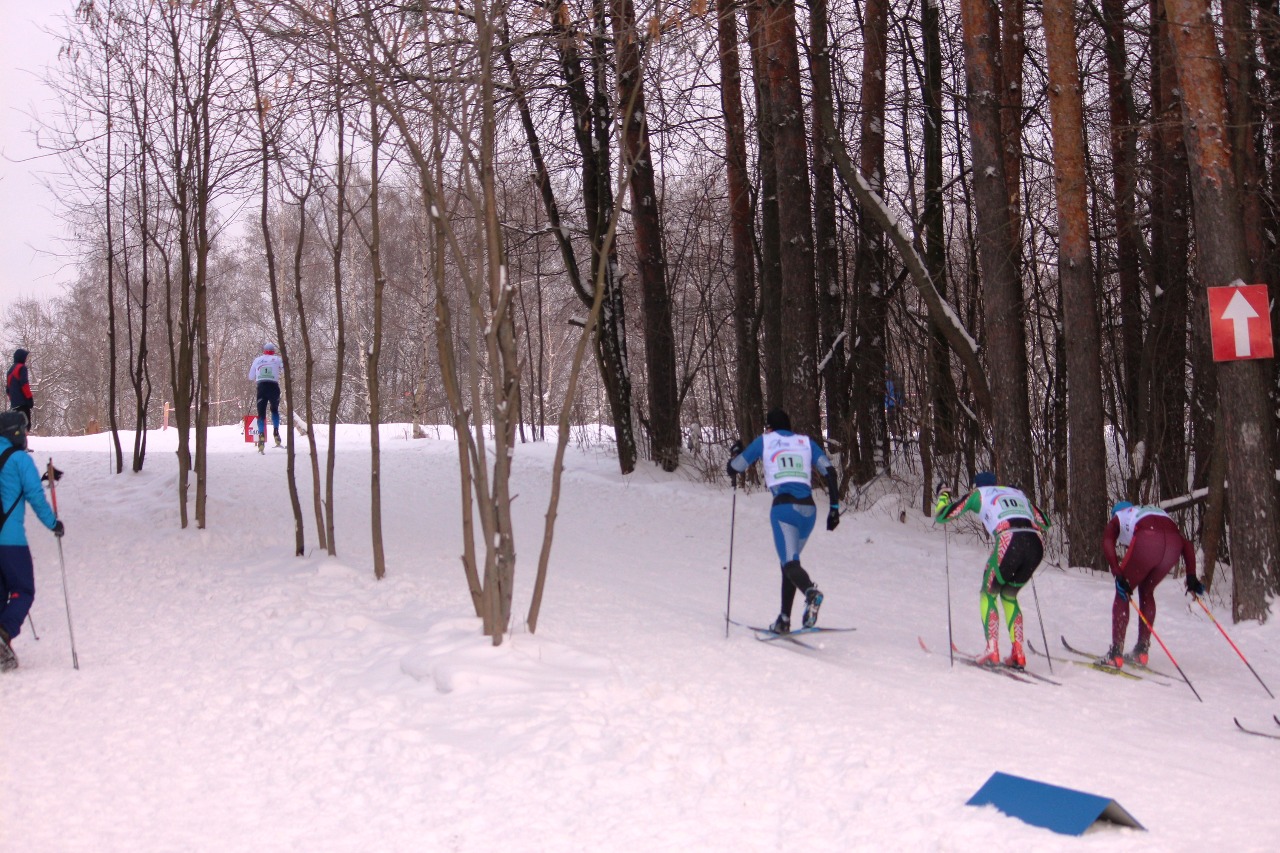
left=765, top=408, right=792, bottom=432
left=0, top=410, right=27, bottom=449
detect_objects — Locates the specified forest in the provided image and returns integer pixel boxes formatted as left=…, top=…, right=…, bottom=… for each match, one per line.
left=3, top=0, right=1276, bottom=631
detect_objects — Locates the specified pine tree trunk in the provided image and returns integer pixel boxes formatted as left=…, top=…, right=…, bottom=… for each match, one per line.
left=1145, top=0, right=1191, bottom=499
left=810, top=0, right=842, bottom=454
left=1044, top=0, right=1106, bottom=570
left=850, top=0, right=889, bottom=482
left=717, top=1, right=764, bottom=445
left=959, top=0, right=1036, bottom=493
left=1101, top=0, right=1145, bottom=448
left=762, top=0, right=817, bottom=435
left=1163, top=0, right=1280, bottom=621
left=923, top=0, right=958, bottom=461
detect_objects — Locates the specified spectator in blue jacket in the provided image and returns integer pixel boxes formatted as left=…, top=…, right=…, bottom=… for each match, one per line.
left=0, top=410, right=62, bottom=672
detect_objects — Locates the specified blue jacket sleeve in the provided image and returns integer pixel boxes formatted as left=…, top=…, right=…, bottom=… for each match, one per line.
left=20, top=456, right=57, bottom=529
left=729, top=435, right=764, bottom=474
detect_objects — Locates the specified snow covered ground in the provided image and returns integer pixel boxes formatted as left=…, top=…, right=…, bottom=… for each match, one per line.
left=3, top=425, right=1277, bottom=851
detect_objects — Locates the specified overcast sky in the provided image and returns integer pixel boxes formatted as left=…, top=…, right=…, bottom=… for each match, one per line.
left=0, top=2, right=71, bottom=314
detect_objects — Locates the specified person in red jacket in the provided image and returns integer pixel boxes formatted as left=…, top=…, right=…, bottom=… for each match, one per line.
left=6, top=349, right=33, bottom=430
left=1100, top=501, right=1203, bottom=668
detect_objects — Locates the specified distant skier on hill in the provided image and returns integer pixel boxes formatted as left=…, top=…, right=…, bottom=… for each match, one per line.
left=726, top=408, right=841, bottom=634
left=933, top=472, right=1051, bottom=669
left=6, top=348, right=34, bottom=431
left=248, top=342, right=284, bottom=453
left=1099, top=502, right=1202, bottom=669
left=0, top=411, right=63, bottom=673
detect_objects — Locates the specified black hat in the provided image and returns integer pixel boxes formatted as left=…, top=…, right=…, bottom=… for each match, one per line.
left=974, top=471, right=997, bottom=488
left=0, top=410, right=27, bottom=450
left=13, top=349, right=27, bottom=363
left=765, top=408, right=792, bottom=432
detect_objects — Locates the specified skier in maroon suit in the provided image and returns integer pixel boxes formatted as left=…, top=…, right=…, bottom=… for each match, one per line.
left=1100, top=501, right=1202, bottom=668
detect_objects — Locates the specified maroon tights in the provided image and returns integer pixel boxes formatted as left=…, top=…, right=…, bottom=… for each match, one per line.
left=1111, top=517, right=1183, bottom=650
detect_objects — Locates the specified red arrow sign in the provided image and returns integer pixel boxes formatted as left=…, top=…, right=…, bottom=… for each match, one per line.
left=1208, top=284, right=1274, bottom=361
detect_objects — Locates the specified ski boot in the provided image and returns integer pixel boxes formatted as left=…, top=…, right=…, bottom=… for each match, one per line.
left=256, top=434, right=266, bottom=454
left=1003, top=641, right=1026, bottom=670
left=1126, top=643, right=1149, bottom=667
left=274, top=430, right=282, bottom=448
left=0, top=628, right=18, bottom=673
left=975, top=645, right=1001, bottom=667
left=802, top=586, right=824, bottom=629
left=768, top=615, right=791, bottom=635
left=1099, top=645, right=1124, bottom=668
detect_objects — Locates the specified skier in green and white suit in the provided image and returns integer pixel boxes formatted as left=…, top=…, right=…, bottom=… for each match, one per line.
left=933, top=472, right=1051, bottom=669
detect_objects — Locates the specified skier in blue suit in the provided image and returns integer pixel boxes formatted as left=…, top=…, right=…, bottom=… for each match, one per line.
left=727, top=408, right=840, bottom=633
left=0, top=410, right=62, bottom=672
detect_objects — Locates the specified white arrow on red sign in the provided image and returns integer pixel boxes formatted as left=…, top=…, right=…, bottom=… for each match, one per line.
left=1208, top=284, right=1274, bottom=362
left=1220, top=289, right=1260, bottom=357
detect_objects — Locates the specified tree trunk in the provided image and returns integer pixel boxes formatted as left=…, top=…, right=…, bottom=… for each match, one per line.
left=549, top=2, right=637, bottom=474
left=959, top=0, right=1036, bottom=493
left=747, top=1, right=783, bottom=407
left=612, top=0, right=681, bottom=471
left=999, top=0, right=1025, bottom=264
left=1144, top=0, right=1191, bottom=500
left=1044, top=0, right=1107, bottom=570
left=1101, top=0, right=1145, bottom=449
left=1164, top=0, right=1280, bottom=621
left=717, top=1, right=764, bottom=446
left=366, top=95, right=386, bottom=580
left=923, top=0, right=958, bottom=462
left=810, top=0, right=842, bottom=456
left=762, top=0, right=817, bottom=435
left=849, top=0, right=889, bottom=483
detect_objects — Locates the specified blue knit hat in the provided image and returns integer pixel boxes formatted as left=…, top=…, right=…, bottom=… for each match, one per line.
left=1112, top=500, right=1134, bottom=517
left=973, top=471, right=997, bottom=488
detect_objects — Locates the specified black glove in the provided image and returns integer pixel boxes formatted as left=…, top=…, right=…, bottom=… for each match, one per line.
left=1186, top=577, right=1206, bottom=596
left=41, top=465, right=64, bottom=483
left=52, top=520, right=65, bottom=538
left=1115, top=576, right=1132, bottom=600
left=826, top=505, right=840, bottom=531
left=726, top=440, right=744, bottom=481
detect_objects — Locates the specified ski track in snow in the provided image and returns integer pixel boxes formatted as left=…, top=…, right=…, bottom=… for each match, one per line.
left=3, top=425, right=1278, bottom=851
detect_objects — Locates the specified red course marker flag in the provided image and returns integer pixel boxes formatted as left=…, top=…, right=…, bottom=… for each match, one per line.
left=1208, top=284, right=1274, bottom=362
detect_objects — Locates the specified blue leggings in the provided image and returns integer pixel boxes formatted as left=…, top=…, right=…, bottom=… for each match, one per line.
left=770, top=502, right=817, bottom=618
left=256, top=381, right=281, bottom=436
left=770, top=502, right=816, bottom=566
left=0, top=545, right=35, bottom=641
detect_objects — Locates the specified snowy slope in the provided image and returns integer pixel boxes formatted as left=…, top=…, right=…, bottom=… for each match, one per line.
left=2, top=425, right=1277, bottom=852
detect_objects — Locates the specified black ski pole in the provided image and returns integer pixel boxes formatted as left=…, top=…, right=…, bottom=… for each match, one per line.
left=26, top=613, right=38, bottom=641
left=724, top=472, right=738, bottom=639
left=940, top=514, right=954, bottom=669
left=1030, top=578, right=1053, bottom=674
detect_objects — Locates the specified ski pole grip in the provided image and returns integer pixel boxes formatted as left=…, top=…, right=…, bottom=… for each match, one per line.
left=46, top=458, right=59, bottom=516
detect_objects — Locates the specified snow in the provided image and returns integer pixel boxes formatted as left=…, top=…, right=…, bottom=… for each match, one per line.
left=5, top=425, right=1279, bottom=851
